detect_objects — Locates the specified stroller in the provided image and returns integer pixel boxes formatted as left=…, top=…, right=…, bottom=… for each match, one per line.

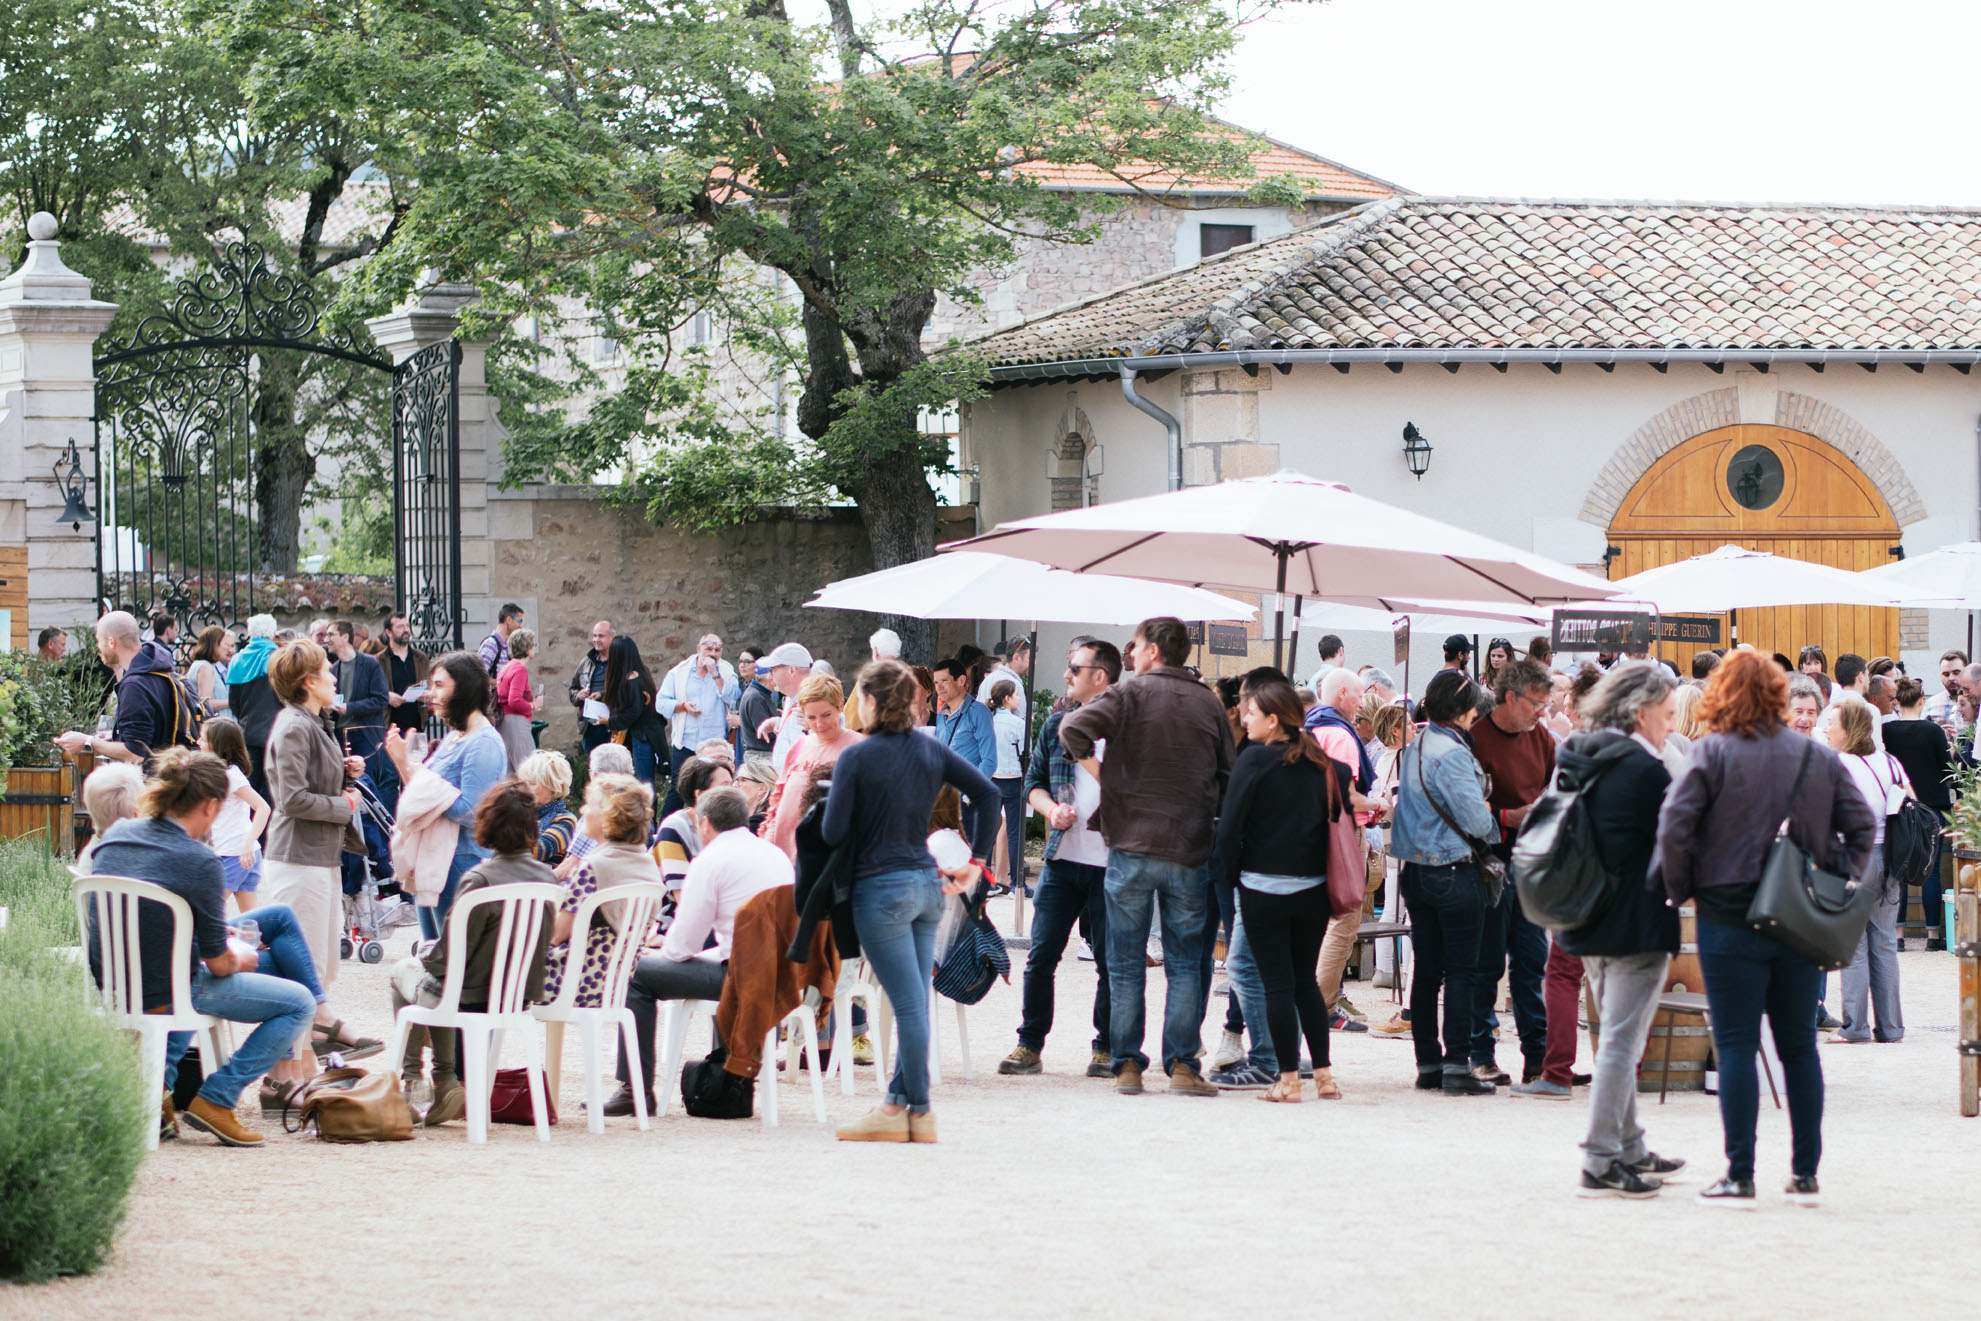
left=340, top=775, right=416, bottom=963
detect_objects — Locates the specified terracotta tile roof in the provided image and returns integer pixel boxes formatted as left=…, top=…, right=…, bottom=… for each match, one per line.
left=1010, top=123, right=1399, bottom=200
left=972, top=197, right=1981, bottom=368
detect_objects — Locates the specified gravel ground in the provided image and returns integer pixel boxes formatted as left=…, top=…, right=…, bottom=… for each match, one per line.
left=8, top=898, right=1974, bottom=1320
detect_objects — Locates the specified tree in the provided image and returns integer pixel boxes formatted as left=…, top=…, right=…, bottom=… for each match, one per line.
left=2, top=0, right=412, bottom=574
left=245, top=0, right=1300, bottom=647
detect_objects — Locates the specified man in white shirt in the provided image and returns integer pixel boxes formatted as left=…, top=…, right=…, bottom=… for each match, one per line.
left=606, top=787, right=792, bottom=1113
left=1000, top=637, right=1117, bottom=1080
left=755, top=642, right=814, bottom=776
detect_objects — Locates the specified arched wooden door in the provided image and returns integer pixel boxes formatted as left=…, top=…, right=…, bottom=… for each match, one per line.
left=1608, top=425, right=1901, bottom=670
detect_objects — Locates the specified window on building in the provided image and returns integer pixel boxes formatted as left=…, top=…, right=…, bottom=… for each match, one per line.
left=595, top=333, right=621, bottom=363
left=687, top=309, right=714, bottom=347
left=1200, top=223, right=1255, bottom=259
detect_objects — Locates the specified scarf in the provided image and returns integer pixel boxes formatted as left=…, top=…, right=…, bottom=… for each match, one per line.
left=227, top=637, right=277, bottom=684
left=1305, top=704, right=1375, bottom=792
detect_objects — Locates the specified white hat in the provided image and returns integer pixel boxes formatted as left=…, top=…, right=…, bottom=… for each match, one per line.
left=762, top=642, right=813, bottom=671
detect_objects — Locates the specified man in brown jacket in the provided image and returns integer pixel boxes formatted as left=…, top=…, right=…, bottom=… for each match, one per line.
left=1061, top=616, right=1233, bottom=1098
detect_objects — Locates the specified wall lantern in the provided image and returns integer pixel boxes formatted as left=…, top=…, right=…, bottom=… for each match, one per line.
left=54, top=436, right=94, bottom=530
left=1401, top=422, right=1433, bottom=480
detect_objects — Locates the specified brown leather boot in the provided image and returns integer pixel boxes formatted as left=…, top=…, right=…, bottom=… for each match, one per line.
left=182, top=1096, right=264, bottom=1147
left=160, top=1089, right=178, bottom=1142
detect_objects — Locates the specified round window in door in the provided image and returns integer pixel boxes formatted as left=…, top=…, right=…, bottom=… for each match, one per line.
left=1726, top=444, right=1785, bottom=511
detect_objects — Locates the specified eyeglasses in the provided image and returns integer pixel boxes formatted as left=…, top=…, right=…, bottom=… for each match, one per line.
left=1066, top=663, right=1105, bottom=675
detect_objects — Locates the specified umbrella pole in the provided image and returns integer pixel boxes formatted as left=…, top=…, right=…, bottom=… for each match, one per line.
left=1288, top=594, right=1305, bottom=681
left=1272, top=549, right=1289, bottom=672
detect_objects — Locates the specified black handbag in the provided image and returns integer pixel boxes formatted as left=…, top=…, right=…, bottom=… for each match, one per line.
left=681, top=1047, right=754, bottom=1119
left=1746, top=743, right=1882, bottom=971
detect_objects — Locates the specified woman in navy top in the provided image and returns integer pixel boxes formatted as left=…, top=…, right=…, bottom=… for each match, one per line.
left=823, top=658, right=998, bottom=1144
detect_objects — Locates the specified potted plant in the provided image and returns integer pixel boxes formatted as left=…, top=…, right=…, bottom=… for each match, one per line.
left=0, top=642, right=110, bottom=852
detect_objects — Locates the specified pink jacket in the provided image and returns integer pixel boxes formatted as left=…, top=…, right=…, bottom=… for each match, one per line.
left=495, top=661, right=535, bottom=718
left=390, top=766, right=462, bottom=907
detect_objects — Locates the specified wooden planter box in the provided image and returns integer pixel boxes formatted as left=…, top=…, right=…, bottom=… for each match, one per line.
left=0, top=762, right=78, bottom=856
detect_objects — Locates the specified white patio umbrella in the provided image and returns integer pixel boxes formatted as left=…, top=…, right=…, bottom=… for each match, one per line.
left=1604, top=544, right=1909, bottom=612
left=1858, top=541, right=1981, bottom=608
left=950, top=471, right=1618, bottom=668
left=804, top=551, right=1257, bottom=624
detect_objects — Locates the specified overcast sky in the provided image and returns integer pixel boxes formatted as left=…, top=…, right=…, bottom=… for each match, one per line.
left=1222, top=0, right=1981, bottom=206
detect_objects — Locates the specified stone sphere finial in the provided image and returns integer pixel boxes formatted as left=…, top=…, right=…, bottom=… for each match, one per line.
left=26, top=212, right=58, bottom=241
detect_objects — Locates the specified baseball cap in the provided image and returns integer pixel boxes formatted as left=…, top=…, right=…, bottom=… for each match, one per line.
left=1442, top=634, right=1474, bottom=655
left=761, top=642, right=814, bottom=671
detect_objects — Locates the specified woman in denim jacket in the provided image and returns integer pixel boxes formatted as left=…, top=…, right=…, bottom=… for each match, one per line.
left=1391, top=669, right=1500, bottom=1095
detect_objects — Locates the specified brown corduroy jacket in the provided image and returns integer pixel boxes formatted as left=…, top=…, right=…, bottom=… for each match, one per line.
left=716, top=885, right=839, bottom=1079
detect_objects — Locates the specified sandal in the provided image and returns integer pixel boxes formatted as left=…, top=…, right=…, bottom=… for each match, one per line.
left=1312, top=1069, right=1342, bottom=1100
left=1260, top=1078, right=1304, bottom=1103
left=311, top=1019, right=385, bottom=1061
left=258, top=1077, right=308, bottom=1113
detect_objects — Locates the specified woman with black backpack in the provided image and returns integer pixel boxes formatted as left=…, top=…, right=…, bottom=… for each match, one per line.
left=1550, top=663, right=1684, bottom=1199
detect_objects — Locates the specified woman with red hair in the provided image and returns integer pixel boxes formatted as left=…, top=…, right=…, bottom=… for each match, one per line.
left=1655, top=649, right=1877, bottom=1208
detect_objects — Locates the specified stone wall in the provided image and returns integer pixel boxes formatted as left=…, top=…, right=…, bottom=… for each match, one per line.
left=486, top=489, right=979, bottom=750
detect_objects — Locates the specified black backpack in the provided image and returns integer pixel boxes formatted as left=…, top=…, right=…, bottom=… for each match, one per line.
left=1875, top=755, right=1939, bottom=887
left=1511, top=747, right=1628, bottom=932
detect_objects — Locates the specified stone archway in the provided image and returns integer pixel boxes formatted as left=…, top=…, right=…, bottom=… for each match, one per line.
left=1579, top=387, right=1926, bottom=529
left=1048, top=393, right=1097, bottom=510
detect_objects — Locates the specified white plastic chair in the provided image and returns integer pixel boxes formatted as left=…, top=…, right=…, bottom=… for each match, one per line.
left=73, top=876, right=234, bottom=1152
left=830, top=957, right=890, bottom=1095
left=652, top=998, right=721, bottom=1117
left=864, top=976, right=972, bottom=1086
left=760, top=1003, right=827, bottom=1127
left=534, top=880, right=667, bottom=1133
left=388, top=882, right=560, bottom=1144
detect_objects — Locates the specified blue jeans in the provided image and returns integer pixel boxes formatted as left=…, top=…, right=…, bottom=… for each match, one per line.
left=183, top=967, right=316, bottom=1107
left=1103, top=848, right=1208, bottom=1075
left=1473, top=887, right=1548, bottom=1069
left=852, top=866, right=945, bottom=1113
left=164, top=904, right=325, bottom=1084
left=1402, top=861, right=1487, bottom=1073
left=1697, top=916, right=1824, bottom=1182
left=1016, top=859, right=1110, bottom=1052
left=994, top=778, right=1027, bottom=889
left=1224, top=910, right=1278, bottom=1073
left=417, top=847, right=479, bottom=939
left=630, top=736, right=658, bottom=787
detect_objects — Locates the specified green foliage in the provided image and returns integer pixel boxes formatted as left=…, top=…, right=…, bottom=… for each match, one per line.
left=1948, top=757, right=1981, bottom=854
left=0, top=844, right=147, bottom=1283
left=0, top=650, right=109, bottom=789
left=214, top=0, right=1294, bottom=557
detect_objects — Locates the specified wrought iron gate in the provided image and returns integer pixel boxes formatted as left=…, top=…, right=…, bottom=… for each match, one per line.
left=93, top=241, right=461, bottom=653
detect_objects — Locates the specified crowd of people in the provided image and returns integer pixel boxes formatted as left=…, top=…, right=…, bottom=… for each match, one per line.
left=60, top=602, right=1959, bottom=1193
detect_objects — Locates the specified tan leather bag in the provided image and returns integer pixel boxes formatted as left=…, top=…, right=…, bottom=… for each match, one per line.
left=290, top=1067, right=416, bottom=1142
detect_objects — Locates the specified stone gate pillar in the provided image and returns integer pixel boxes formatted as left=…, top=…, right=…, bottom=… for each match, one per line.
left=0, top=212, right=119, bottom=642
left=365, top=280, right=520, bottom=650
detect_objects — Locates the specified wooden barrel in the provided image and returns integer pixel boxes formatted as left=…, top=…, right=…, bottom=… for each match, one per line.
left=1639, top=905, right=1708, bottom=1092
left=0, top=762, right=75, bottom=854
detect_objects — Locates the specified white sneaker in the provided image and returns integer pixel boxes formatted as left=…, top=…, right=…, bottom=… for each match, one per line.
left=1211, top=1029, right=1246, bottom=1071
left=1075, top=938, right=1095, bottom=962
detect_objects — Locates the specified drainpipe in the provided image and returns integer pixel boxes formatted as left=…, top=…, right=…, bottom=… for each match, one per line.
left=1121, top=367, right=1182, bottom=491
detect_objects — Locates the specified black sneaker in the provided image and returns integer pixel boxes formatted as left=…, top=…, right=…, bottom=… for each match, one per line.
left=599, top=1084, right=653, bottom=1118
left=1784, top=1175, right=1821, bottom=1208
left=1698, top=1176, right=1757, bottom=1208
left=1815, top=1011, right=1843, bottom=1033
left=1578, top=1160, right=1663, bottom=1199
left=1443, top=1072, right=1496, bottom=1095
left=1415, top=1069, right=1444, bottom=1091
left=1629, top=1152, right=1687, bottom=1182
left=1207, top=1061, right=1277, bottom=1089
left=1472, top=1063, right=1512, bottom=1087
left=1570, top=1072, right=1592, bottom=1086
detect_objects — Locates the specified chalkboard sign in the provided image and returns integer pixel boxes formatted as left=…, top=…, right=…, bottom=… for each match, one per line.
left=1207, top=623, right=1250, bottom=657
left=1553, top=610, right=1657, bottom=653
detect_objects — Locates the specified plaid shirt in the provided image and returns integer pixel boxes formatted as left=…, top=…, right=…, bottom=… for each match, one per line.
left=1925, top=690, right=1961, bottom=732
left=1023, top=706, right=1080, bottom=861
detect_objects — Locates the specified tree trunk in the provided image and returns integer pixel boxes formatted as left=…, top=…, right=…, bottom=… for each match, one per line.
left=251, top=352, right=311, bottom=573
left=849, top=434, right=941, bottom=660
